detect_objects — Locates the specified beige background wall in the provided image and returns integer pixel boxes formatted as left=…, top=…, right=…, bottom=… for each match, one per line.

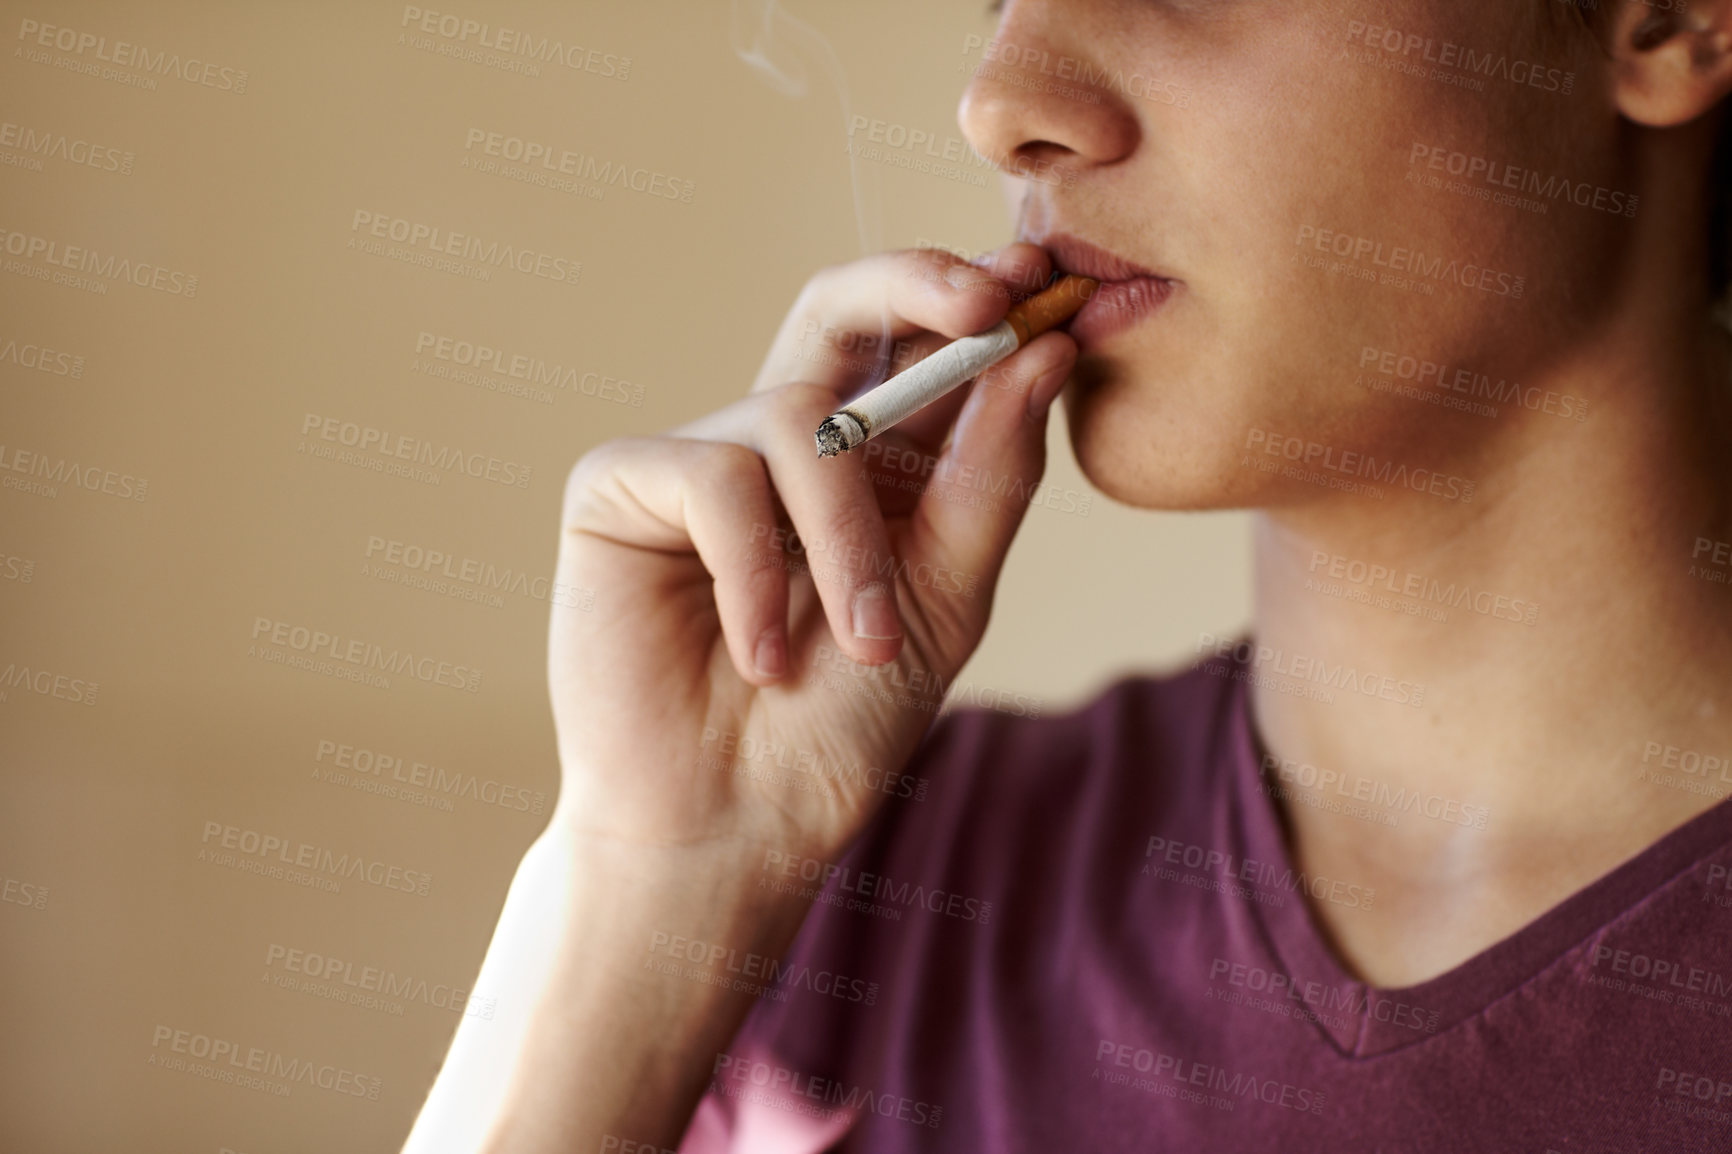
left=0, top=3, right=1249, bottom=1150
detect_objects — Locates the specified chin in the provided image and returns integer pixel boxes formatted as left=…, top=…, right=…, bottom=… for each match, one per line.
left=1064, top=383, right=1152, bottom=506
left=1060, top=364, right=1251, bottom=513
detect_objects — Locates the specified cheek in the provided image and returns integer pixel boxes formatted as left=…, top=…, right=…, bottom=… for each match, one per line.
left=1057, top=3, right=1617, bottom=508
left=1059, top=299, right=1460, bottom=512
left=1193, top=89, right=1611, bottom=435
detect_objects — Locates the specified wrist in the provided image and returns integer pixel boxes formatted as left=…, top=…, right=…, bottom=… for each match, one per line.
left=554, top=824, right=817, bottom=975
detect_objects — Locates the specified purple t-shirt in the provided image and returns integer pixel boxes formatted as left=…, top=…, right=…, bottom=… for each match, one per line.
left=680, top=648, right=1732, bottom=1152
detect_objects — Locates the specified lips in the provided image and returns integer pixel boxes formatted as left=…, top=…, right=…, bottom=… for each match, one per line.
left=1034, top=233, right=1176, bottom=348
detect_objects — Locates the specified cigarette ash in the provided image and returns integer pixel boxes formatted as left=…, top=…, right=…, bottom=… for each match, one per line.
left=814, top=413, right=866, bottom=458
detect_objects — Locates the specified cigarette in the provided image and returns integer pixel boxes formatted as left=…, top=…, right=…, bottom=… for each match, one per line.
left=813, top=274, right=1098, bottom=458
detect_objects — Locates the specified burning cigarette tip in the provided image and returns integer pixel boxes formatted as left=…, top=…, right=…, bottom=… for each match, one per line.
left=815, top=412, right=866, bottom=458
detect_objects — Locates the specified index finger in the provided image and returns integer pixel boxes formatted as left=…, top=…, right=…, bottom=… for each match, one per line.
left=752, top=247, right=1018, bottom=395
left=881, top=243, right=1055, bottom=449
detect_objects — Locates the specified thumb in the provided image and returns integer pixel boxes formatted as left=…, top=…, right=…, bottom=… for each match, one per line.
left=896, top=328, right=1077, bottom=662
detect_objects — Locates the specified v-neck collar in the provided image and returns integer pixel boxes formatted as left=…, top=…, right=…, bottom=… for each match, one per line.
left=1216, top=664, right=1732, bottom=1059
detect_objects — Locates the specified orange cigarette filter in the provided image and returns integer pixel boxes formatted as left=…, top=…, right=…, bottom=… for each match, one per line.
left=1002, top=274, right=1099, bottom=346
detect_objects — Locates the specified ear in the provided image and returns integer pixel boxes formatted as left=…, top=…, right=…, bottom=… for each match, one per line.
left=1612, top=0, right=1732, bottom=127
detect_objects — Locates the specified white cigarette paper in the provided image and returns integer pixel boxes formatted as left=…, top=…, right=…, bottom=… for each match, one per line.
left=814, top=323, right=1019, bottom=458
left=813, top=273, right=1097, bottom=458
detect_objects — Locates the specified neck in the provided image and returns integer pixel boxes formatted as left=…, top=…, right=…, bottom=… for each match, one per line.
left=1246, top=308, right=1732, bottom=984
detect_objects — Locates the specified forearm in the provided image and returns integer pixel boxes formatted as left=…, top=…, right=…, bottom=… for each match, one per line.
left=403, top=824, right=812, bottom=1154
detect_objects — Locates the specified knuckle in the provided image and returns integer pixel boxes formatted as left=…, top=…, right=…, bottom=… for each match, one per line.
left=740, top=558, right=786, bottom=603
left=908, top=580, right=979, bottom=658
left=794, top=258, right=885, bottom=332
left=561, top=438, right=640, bottom=529
left=988, top=242, right=1049, bottom=285
left=693, top=440, right=767, bottom=494
left=797, top=262, right=848, bottom=307
left=904, top=244, right=965, bottom=279
left=770, top=379, right=844, bottom=427
left=816, top=506, right=887, bottom=581
left=563, top=438, right=631, bottom=504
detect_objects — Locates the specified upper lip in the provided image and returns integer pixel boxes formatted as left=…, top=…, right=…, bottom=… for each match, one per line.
left=1030, top=232, right=1167, bottom=284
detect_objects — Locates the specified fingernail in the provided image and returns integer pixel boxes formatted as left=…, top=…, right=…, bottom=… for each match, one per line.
left=852, top=584, right=902, bottom=640
left=754, top=632, right=786, bottom=678
left=945, top=264, right=1004, bottom=298
left=1026, top=358, right=1073, bottom=419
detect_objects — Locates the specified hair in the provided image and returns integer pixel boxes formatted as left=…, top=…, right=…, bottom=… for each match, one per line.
left=1544, top=0, right=1732, bottom=299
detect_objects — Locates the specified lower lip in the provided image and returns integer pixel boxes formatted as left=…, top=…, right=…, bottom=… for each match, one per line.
left=1065, top=276, right=1175, bottom=348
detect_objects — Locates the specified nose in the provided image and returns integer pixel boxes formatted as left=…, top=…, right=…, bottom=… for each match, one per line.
left=957, top=1, right=1140, bottom=180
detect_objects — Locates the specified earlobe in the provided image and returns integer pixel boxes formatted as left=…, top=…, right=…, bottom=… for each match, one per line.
left=1612, top=0, right=1732, bottom=127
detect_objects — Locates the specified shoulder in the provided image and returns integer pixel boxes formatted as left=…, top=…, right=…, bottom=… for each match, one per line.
left=682, top=658, right=1249, bottom=1149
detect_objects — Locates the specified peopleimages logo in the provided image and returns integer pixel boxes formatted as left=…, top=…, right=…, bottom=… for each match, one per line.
left=148, top=1025, right=380, bottom=1099
left=1344, top=20, right=1574, bottom=95
left=463, top=129, right=692, bottom=202
left=1295, top=224, right=1524, bottom=298
left=0, top=660, right=98, bottom=704
left=364, top=535, right=588, bottom=610
left=1307, top=549, right=1539, bottom=626
left=0, top=120, right=134, bottom=174
left=313, top=737, right=548, bottom=816
left=250, top=616, right=483, bottom=693
left=0, top=334, right=85, bottom=378
left=349, top=211, right=581, bottom=285
left=810, top=643, right=1044, bottom=720
left=398, top=6, right=631, bottom=79
left=1407, top=143, right=1636, bottom=218
left=1244, top=429, right=1475, bottom=505
left=1094, top=1039, right=1327, bottom=1115
left=1258, top=752, right=1490, bottom=831
left=1589, top=943, right=1732, bottom=1000
left=1144, top=833, right=1377, bottom=910
left=1207, top=957, right=1441, bottom=1033
left=1642, top=741, right=1732, bottom=790
left=264, top=943, right=495, bottom=1018
left=0, top=443, right=147, bottom=501
left=413, top=331, right=643, bottom=407
left=299, top=412, right=533, bottom=489
left=1197, top=633, right=1426, bottom=708
left=960, top=34, right=1191, bottom=108
left=647, top=931, right=880, bottom=1005
left=698, top=727, right=928, bottom=801
left=16, top=18, right=249, bottom=92
left=760, top=848, right=994, bottom=924
left=199, top=819, right=434, bottom=897
left=0, top=226, right=197, bottom=296
left=709, top=1053, right=942, bottom=1130
left=1657, top=1065, right=1732, bottom=1108
left=1357, top=346, right=1586, bottom=422
left=2, top=875, right=49, bottom=911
